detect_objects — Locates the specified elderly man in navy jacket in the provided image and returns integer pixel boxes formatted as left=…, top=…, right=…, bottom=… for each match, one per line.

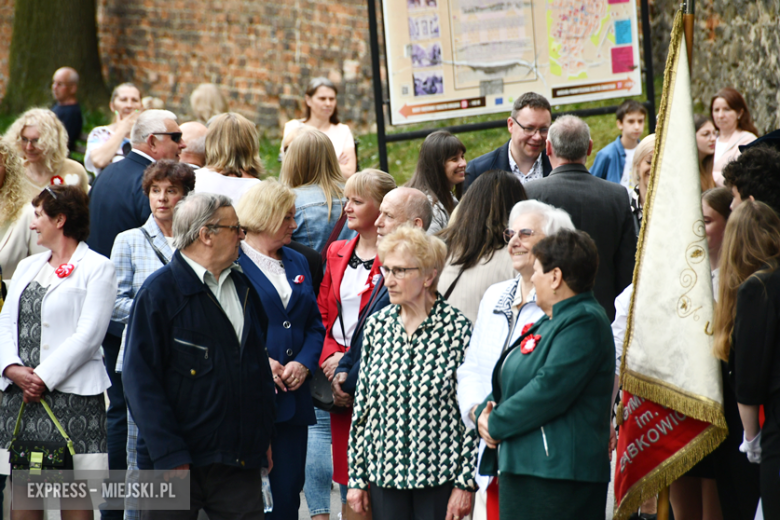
left=124, top=192, right=276, bottom=519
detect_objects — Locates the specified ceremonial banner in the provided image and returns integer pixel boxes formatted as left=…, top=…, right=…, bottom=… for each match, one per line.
left=613, top=11, right=728, bottom=519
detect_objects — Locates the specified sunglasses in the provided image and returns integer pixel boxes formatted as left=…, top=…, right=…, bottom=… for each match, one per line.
left=44, top=186, right=59, bottom=200
left=151, top=132, right=183, bottom=143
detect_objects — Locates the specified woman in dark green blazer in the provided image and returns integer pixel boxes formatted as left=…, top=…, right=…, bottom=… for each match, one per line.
left=475, top=229, right=616, bottom=518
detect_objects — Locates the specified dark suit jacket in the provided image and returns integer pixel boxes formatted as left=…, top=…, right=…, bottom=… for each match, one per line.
left=238, top=247, right=325, bottom=425
left=87, top=151, right=153, bottom=259
left=523, top=163, right=636, bottom=321
left=334, top=276, right=391, bottom=394
left=464, top=140, right=552, bottom=190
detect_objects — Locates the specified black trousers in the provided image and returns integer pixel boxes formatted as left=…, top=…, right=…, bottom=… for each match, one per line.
left=760, top=392, right=780, bottom=519
left=141, top=464, right=265, bottom=520
left=102, top=331, right=126, bottom=520
left=369, top=482, right=453, bottom=520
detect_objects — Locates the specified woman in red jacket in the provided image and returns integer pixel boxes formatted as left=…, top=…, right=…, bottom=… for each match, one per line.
left=313, top=169, right=395, bottom=518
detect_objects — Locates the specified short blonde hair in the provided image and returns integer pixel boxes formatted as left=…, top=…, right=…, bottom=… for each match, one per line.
left=378, top=225, right=447, bottom=294
left=631, top=133, right=656, bottom=186
left=204, top=113, right=265, bottom=178
left=3, top=108, right=68, bottom=173
left=280, top=128, right=345, bottom=220
left=235, top=179, right=296, bottom=235
left=345, top=169, right=396, bottom=208
left=190, top=83, right=229, bottom=123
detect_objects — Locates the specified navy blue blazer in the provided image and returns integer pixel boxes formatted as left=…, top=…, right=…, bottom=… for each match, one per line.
left=125, top=251, right=276, bottom=470
left=334, top=275, right=391, bottom=394
left=238, top=246, right=325, bottom=426
left=463, top=140, right=552, bottom=191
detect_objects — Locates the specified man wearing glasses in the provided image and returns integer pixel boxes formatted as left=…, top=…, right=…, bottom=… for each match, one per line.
left=464, top=92, right=553, bottom=190
left=87, top=109, right=187, bottom=515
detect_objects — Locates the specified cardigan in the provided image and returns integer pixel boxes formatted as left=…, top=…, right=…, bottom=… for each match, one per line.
left=0, top=242, right=116, bottom=395
left=348, top=296, right=478, bottom=491
left=476, top=291, right=615, bottom=483
left=0, top=203, right=47, bottom=280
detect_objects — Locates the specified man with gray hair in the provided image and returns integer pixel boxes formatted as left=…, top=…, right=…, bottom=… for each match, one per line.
left=331, top=187, right=433, bottom=402
left=179, top=121, right=208, bottom=168
left=87, top=109, right=187, bottom=491
left=524, top=115, right=636, bottom=321
left=124, top=192, right=276, bottom=519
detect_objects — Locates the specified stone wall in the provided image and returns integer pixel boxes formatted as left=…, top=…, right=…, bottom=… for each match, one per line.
left=649, top=0, right=780, bottom=133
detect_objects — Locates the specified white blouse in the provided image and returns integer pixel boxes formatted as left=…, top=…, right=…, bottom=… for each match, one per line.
left=241, top=242, right=292, bottom=308
left=332, top=252, right=373, bottom=347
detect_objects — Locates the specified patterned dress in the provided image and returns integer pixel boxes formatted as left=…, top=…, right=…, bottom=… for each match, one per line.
left=0, top=280, right=107, bottom=461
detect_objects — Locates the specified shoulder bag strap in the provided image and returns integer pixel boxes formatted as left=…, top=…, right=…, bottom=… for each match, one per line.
left=139, top=227, right=169, bottom=266
left=11, top=399, right=76, bottom=456
left=443, top=267, right=466, bottom=301
left=320, top=212, right=348, bottom=263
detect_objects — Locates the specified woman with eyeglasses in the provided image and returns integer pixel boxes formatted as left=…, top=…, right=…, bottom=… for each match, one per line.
left=315, top=169, right=395, bottom=520
left=2, top=108, right=90, bottom=194
left=438, top=170, right=526, bottom=323
left=282, top=77, right=357, bottom=178
left=0, top=185, right=117, bottom=517
left=193, top=112, right=263, bottom=205
left=347, top=225, right=477, bottom=520
left=406, top=130, right=467, bottom=235
left=84, top=83, right=143, bottom=177
left=456, top=200, right=574, bottom=520
left=234, top=179, right=326, bottom=520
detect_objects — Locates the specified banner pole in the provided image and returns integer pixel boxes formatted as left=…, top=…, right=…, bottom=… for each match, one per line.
left=657, top=487, right=671, bottom=520
left=683, top=0, right=695, bottom=74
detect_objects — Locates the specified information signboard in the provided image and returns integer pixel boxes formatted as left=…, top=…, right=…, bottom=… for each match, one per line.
left=385, top=0, right=643, bottom=125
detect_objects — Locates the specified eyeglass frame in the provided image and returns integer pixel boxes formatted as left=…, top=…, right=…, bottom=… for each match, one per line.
left=503, top=228, right=536, bottom=244
left=43, top=186, right=59, bottom=200
left=207, top=223, right=246, bottom=235
left=379, top=266, right=420, bottom=279
left=21, top=136, right=41, bottom=147
left=150, top=132, right=183, bottom=143
left=510, top=117, right=549, bottom=137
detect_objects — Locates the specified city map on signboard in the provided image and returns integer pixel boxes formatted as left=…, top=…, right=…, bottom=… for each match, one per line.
left=385, top=0, right=642, bottom=125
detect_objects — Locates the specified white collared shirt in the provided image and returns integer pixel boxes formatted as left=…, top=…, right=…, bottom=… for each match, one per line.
left=508, top=149, right=544, bottom=183
left=180, top=252, right=244, bottom=340
left=130, top=149, right=156, bottom=163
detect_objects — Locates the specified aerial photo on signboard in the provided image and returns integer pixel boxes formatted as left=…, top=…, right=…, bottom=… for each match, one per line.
left=386, top=0, right=643, bottom=125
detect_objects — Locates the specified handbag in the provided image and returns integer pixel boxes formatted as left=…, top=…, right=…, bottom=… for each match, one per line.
left=8, top=399, right=75, bottom=474
left=311, top=298, right=350, bottom=414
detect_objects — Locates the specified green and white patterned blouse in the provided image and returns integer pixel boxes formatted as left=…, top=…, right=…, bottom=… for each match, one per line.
left=348, top=295, right=478, bottom=491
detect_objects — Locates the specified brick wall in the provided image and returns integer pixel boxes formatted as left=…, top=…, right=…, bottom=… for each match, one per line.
left=0, top=0, right=379, bottom=137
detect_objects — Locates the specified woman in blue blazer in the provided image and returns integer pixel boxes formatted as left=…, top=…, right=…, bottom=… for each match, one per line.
left=235, top=179, right=325, bottom=520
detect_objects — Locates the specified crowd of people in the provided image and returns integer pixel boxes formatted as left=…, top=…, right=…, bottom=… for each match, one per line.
left=0, top=65, right=776, bottom=520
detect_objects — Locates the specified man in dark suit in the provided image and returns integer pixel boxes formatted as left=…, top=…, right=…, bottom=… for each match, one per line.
left=87, top=109, right=186, bottom=518
left=51, top=67, right=83, bottom=153
left=464, top=92, right=553, bottom=190
left=524, top=115, right=636, bottom=321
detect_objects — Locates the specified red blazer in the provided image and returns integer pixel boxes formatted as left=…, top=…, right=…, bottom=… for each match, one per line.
left=317, top=236, right=382, bottom=366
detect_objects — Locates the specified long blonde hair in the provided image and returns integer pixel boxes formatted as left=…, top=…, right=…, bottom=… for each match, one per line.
left=3, top=108, right=68, bottom=174
left=714, top=200, right=780, bottom=360
left=279, top=129, right=345, bottom=221
left=204, top=113, right=265, bottom=178
left=0, top=141, right=34, bottom=225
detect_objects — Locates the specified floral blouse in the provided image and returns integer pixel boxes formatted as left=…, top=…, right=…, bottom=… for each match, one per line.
left=348, top=295, right=478, bottom=491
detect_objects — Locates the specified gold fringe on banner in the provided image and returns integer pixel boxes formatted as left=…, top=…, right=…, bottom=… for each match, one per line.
left=614, top=423, right=728, bottom=520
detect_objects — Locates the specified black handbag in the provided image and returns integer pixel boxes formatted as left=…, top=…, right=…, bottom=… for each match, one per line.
left=8, top=399, right=75, bottom=474
left=311, top=298, right=350, bottom=414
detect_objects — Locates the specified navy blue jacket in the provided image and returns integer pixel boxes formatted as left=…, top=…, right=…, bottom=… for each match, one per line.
left=463, top=140, right=552, bottom=191
left=237, top=247, right=325, bottom=425
left=124, top=251, right=276, bottom=470
left=334, top=276, right=391, bottom=394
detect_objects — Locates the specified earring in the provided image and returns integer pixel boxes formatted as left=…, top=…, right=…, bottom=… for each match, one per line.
left=553, top=289, right=557, bottom=295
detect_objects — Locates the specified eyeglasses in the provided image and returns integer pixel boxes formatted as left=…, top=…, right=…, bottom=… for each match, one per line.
left=208, top=223, right=245, bottom=235
left=21, top=136, right=40, bottom=146
left=510, top=117, right=549, bottom=137
left=379, top=266, right=420, bottom=279
left=151, top=132, right=183, bottom=143
left=44, top=186, right=59, bottom=200
left=503, top=228, right=536, bottom=243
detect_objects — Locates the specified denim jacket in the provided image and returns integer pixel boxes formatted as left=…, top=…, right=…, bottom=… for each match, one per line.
left=292, top=185, right=355, bottom=253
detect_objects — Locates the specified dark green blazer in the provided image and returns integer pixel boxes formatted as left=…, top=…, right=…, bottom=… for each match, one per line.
left=476, top=291, right=615, bottom=483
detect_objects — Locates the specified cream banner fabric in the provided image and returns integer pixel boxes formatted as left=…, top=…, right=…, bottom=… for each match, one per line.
left=620, top=12, right=725, bottom=426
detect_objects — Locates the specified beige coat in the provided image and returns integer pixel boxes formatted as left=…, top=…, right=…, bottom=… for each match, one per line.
left=0, top=204, right=47, bottom=280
